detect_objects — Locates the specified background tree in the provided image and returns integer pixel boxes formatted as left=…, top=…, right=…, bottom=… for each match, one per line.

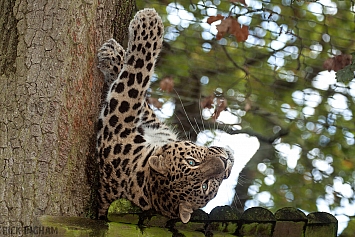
left=0, top=0, right=134, bottom=225
left=138, top=0, right=355, bottom=233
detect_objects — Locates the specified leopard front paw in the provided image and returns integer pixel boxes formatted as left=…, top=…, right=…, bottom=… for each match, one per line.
left=97, top=38, right=125, bottom=85
left=128, top=8, right=164, bottom=56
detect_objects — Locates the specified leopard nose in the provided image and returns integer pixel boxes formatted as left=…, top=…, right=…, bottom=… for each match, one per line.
left=203, top=158, right=226, bottom=178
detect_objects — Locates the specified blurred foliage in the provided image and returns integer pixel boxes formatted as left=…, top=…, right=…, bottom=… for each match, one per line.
left=136, top=0, right=355, bottom=233
left=340, top=218, right=355, bottom=236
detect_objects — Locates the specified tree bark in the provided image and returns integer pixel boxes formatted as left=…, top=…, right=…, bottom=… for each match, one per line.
left=234, top=141, right=275, bottom=213
left=0, top=0, right=134, bottom=226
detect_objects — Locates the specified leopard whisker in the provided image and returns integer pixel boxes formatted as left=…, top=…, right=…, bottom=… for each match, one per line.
left=174, top=111, right=190, bottom=140
left=232, top=193, right=244, bottom=213
left=194, top=118, right=202, bottom=134
left=198, top=95, right=206, bottom=132
left=173, top=88, right=199, bottom=137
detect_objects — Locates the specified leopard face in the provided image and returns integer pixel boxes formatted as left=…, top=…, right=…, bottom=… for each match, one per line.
left=147, top=141, right=234, bottom=223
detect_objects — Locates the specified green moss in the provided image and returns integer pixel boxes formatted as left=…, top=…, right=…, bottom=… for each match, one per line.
left=107, top=222, right=171, bottom=237
left=38, top=216, right=108, bottom=237
left=239, top=222, right=273, bottom=236
left=108, top=199, right=142, bottom=215
left=210, top=222, right=238, bottom=234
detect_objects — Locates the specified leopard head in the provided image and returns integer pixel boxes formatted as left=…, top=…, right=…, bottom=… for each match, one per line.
left=148, top=141, right=234, bottom=223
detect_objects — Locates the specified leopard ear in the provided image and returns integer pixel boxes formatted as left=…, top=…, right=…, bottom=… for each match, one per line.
left=179, top=202, right=193, bottom=224
left=148, top=155, right=168, bottom=175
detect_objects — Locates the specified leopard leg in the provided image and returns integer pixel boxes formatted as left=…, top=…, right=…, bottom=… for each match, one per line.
left=96, top=8, right=164, bottom=220
left=97, top=38, right=125, bottom=86
left=101, top=9, right=164, bottom=128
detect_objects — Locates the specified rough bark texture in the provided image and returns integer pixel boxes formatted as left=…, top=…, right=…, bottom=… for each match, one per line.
left=0, top=0, right=134, bottom=225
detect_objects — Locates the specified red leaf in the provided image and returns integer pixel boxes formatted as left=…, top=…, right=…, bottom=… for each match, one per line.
left=232, top=24, right=249, bottom=42
left=323, top=54, right=352, bottom=72
left=207, top=14, right=224, bottom=24
left=201, top=95, right=214, bottom=109
left=230, top=0, right=247, bottom=6
left=215, top=17, right=249, bottom=41
left=212, top=98, right=227, bottom=120
left=147, top=97, right=162, bottom=109
left=215, top=17, right=231, bottom=40
left=160, top=76, right=174, bottom=92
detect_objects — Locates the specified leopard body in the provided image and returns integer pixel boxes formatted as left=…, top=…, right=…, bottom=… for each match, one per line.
left=96, top=8, right=234, bottom=223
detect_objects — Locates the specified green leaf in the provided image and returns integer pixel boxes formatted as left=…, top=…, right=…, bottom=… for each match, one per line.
left=336, top=65, right=355, bottom=82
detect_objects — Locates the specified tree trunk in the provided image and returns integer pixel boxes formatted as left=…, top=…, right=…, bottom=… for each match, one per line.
left=234, top=141, right=275, bottom=213
left=0, top=0, right=134, bottom=226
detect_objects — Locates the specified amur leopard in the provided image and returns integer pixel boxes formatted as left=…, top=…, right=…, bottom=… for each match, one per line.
left=96, top=8, right=234, bottom=223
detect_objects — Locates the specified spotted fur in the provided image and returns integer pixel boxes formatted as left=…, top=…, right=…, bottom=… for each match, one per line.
left=96, top=8, right=234, bottom=223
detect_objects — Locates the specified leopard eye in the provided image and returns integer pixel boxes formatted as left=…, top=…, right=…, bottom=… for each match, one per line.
left=202, top=182, right=208, bottom=191
left=186, top=159, right=196, bottom=166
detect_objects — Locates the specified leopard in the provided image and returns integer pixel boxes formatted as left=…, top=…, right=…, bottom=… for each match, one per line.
left=96, top=8, right=234, bottom=223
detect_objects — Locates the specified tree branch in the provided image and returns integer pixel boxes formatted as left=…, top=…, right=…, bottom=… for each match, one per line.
left=197, top=120, right=289, bottom=143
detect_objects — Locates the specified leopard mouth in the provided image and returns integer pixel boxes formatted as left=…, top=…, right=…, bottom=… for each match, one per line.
left=221, top=149, right=234, bottom=178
